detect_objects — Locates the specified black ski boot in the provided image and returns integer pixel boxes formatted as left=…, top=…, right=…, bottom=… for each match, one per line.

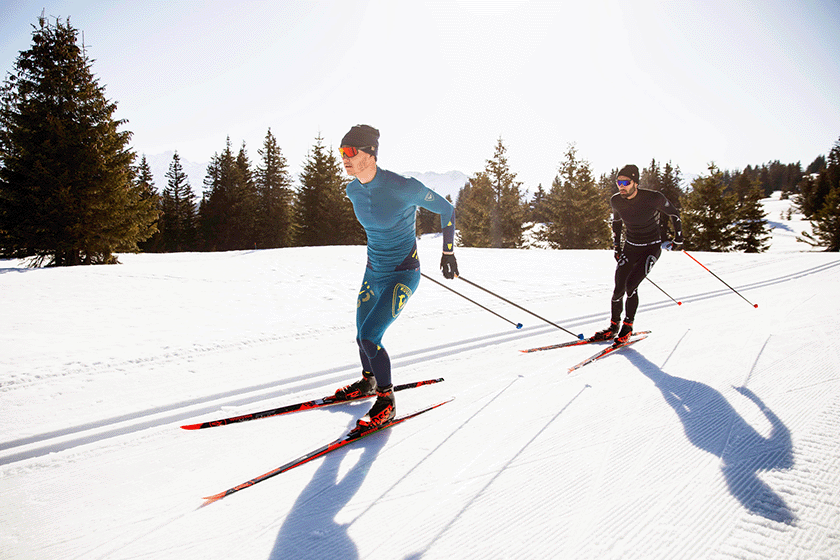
left=614, top=320, right=634, bottom=344
left=591, top=319, right=620, bottom=341
left=356, top=385, right=395, bottom=430
left=326, top=371, right=376, bottom=403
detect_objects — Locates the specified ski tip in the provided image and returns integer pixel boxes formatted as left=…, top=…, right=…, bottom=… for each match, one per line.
left=180, top=423, right=201, bottom=430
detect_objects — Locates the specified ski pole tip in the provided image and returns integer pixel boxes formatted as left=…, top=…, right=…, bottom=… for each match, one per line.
left=577, top=333, right=585, bottom=340
left=753, top=304, right=759, bottom=308
left=677, top=302, right=683, bottom=306
left=516, top=323, right=523, bottom=329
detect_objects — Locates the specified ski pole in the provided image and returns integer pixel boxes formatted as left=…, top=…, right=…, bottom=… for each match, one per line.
left=682, top=250, right=758, bottom=308
left=421, top=273, right=523, bottom=329
left=457, top=276, right=584, bottom=339
left=645, top=276, right=682, bottom=306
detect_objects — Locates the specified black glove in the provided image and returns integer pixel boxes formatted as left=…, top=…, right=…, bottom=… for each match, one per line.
left=440, top=253, right=459, bottom=279
left=613, top=246, right=622, bottom=261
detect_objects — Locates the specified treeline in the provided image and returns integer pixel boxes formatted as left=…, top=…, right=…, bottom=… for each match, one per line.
left=453, top=137, right=833, bottom=253
left=2, top=17, right=838, bottom=267
left=138, top=132, right=364, bottom=254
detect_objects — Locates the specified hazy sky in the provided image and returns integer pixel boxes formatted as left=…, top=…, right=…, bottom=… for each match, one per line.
left=2, top=0, right=839, bottom=190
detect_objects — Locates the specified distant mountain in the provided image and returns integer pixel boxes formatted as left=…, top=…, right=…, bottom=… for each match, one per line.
left=142, top=152, right=209, bottom=195
left=402, top=170, right=470, bottom=202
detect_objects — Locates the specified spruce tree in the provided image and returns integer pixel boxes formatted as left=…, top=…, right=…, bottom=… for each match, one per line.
left=455, top=174, right=494, bottom=247
left=135, top=155, right=161, bottom=252
left=484, top=138, right=525, bottom=248
left=733, top=180, right=771, bottom=253
left=295, top=134, right=359, bottom=246
left=231, top=142, right=258, bottom=249
left=799, top=138, right=840, bottom=251
left=681, top=164, right=737, bottom=251
left=540, top=144, right=611, bottom=249
left=160, top=152, right=197, bottom=252
left=199, top=138, right=237, bottom=251
left=254, top=128, right=294, bottom=248
left=0, top=16, right=156, bottom=265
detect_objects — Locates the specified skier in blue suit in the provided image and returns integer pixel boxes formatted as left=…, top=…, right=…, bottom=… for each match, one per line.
left=327, top=124, right=457, bottom=430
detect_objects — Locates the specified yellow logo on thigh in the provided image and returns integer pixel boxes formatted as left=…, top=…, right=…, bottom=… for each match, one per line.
left=392, top=283, right=413, bottom=317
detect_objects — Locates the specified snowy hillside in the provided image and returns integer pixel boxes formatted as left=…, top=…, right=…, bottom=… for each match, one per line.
left=1, top=194, right=837, bottom=560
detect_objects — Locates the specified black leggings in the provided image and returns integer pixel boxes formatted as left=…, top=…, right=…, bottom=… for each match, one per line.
left=611, top=243, right=661, bottom=323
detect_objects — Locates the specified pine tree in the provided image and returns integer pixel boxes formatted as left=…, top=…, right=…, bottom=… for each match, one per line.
left=799, top=137, right=840, bottom=251
left=160, top=152, right=197, bottom=252
left=456, top=138, right=525, bottom=248
left=231, top=142, right=258, bottom=249
left=681, top=164, right=737, bottom=251
left=254, top=128, right=294, bottom=248
left=733, top=179, right=771, bottom=253
left=199, top=138, right=237, bottom=251
left=540, top=144, right=611, bottom=249
left=135, top=155, right=161, bottom=252
left=456, top=174, right=494, bottom=247
left=295, top=134, right=359, bottom=246
left=485, top=138, right=525, bottom=248
left=0, top=16, right=156, bottom=265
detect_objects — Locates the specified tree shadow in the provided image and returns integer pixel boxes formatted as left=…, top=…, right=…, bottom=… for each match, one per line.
left=624, top=350, right=796, bottom=524
left=268, top=411, right=390, bottom=560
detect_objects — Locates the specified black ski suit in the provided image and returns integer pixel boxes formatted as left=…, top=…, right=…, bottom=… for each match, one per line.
left=609, top=189, right=682, bottom=323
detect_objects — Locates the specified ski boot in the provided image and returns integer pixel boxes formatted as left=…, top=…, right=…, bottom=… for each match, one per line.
left=325, top=370, right=376, bottom=403
left=614, top=320, right=634, bottom=344
left=355, top=385, right=395, bottom=431
left=590, top=319, right=619, bottom=342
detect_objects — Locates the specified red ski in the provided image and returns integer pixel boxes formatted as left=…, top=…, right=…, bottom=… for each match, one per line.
left=568, top=334, right=649, bottom=373
left=202, top=398, right=453, bottom=504
left=181, top=378, right=444, bottom=430
left=521, top=331, right=651, bottom=353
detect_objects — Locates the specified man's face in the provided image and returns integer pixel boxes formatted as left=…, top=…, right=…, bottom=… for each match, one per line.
left=340, top=146, right=376, bottom=178
left=617, top=176, right=638, bottom=199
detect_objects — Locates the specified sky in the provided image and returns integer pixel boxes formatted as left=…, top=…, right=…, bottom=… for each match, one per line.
left=2, top=0, right=839, bottom=192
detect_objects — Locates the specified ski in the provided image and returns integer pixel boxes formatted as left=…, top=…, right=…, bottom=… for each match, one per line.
left=567, top=334, right=649, bottom=373
left=521, top=331, right=651, bottom=353
left=202, top=398, right=453, bottom=504
left=181, top=378, right=444, bottom=430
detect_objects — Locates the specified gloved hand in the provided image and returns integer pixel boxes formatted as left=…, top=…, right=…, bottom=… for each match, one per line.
left=440, top=253, right=459, bottom=279
left=674, top=237, right=684, bottom=251
left=614, top=246, right=622, bottom=261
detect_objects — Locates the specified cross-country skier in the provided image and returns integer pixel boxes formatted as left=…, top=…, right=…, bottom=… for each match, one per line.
left=327, top=124, right=457, bottom=430
left=591, top=164, right=683, bottom=344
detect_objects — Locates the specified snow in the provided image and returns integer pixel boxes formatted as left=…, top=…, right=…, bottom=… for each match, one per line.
left=2, top=193, right=838, bottom=560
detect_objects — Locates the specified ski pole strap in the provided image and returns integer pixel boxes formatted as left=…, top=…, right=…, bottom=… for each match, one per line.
left=457, top=276, right=583, bottom=339
left=420, top=272, right=523, bottom=329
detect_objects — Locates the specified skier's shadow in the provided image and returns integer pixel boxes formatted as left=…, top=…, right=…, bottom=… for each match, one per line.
left=624, top=350, right=796, bottom=524
left=269, top=403, right=390, bottom=560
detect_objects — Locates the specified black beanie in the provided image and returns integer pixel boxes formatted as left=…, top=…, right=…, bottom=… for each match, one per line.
left=341, top=124, right=379, bottom=158
left=617, top=164, right=640, bottom=183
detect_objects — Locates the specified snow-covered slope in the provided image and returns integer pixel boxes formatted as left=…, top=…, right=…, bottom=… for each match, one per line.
left=1, top=194, right=837, bottom=560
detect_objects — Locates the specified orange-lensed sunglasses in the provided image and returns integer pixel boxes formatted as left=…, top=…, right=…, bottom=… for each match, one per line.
left=339, top=146, right=373, bottom=158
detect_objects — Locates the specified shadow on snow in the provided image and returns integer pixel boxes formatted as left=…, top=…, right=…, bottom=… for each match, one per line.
left=268, top=409, right=391, bottom=560
left=625, top=350, right=796, bottom=524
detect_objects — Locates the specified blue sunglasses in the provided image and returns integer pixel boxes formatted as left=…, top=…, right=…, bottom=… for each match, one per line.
left=616, top=179, right=632, bottom=187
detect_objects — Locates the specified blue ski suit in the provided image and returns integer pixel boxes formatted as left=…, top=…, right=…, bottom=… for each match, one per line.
left=346, top=167, right=455, bottom=387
